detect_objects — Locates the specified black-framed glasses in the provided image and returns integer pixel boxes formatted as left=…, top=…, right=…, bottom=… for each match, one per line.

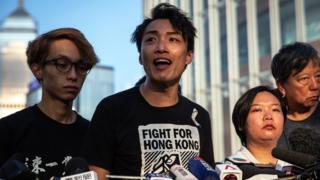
left=42, top=56, right=92, bottom=75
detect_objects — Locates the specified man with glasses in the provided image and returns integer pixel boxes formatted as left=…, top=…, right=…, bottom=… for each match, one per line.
left=271, top=42, right=320, bottom=150
left=0, top=28, right=98, bottom=179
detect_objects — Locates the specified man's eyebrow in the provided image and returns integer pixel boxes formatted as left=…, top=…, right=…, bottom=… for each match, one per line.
left=167, top=31, right=181, bottom=36
left=144, top=30, right=181, bottom=36
left=144, top=30, right=157, bottom=35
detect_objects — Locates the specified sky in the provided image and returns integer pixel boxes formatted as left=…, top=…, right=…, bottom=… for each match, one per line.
left=0, top=0, right=144, bottom=93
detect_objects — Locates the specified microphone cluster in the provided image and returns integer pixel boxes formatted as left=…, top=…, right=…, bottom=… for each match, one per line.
left=106, top=156, right=242, bottom=180
left=1, top=153, right=305, bottom=180
left=0, top=155, right=99, bottom=180
left=6, top=154, right=307, bottom=180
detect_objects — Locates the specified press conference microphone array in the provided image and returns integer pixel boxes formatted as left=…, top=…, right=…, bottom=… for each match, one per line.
left=215, top=163, right=242, bottom=180
left=0, top=153, right=36, bottom=180
left=106, top=165, right=196, bottom=180
left=106, top=165, right=195, bottom=180
left=50, top=157, right=97, bottom=180
left=187, top=156, right=219, bottom=180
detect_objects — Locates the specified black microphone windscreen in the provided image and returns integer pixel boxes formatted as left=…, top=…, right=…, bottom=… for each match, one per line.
left=0, top=153, right=35, bottom=180
left=288, top=128, right=320, bottom=159
left=64, top=157, right=89, bottom=176
left=1, top=153, right=26, bottom=168
left=272, top=147, right=317, bottom=169
left=238, top=164, right=286, bottom=179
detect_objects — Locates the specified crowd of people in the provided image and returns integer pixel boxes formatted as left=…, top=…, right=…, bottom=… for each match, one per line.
left=0, top=3, right=319, bottom=180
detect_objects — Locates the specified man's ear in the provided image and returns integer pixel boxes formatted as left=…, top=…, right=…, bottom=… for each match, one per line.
left=276, top=81, right=286, bottom=97
left=30, top=63, right=43, bottom=81
left=139, top=55, right=143, bottom=65
left=185, top=51, right=193, bottom=65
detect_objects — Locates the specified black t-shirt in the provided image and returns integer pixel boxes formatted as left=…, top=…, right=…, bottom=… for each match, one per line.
left=82, top=86, right=214, bottom=176
left=278, top=104, right=320, bottom=149
left=0, top=105, right=89, bottom=180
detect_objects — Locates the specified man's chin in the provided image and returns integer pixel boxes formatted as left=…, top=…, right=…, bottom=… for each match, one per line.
left=61, top=95, right=78, bottom=102
left=153, top=76, right=180, bottom=85
left=305, top=100, right=319, bottom=107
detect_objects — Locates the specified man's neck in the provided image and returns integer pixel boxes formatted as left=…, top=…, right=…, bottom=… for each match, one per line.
left=38, top=97, right=76, bottom=124
left=139, top=82, right=179, bottom=107
left=287, top=103, right=317, bottom=121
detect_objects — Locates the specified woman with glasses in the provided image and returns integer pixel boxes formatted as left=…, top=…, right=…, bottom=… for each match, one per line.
left=271, top=42, right=320, bottom=151
left=0, top=28, right=98, bottom=179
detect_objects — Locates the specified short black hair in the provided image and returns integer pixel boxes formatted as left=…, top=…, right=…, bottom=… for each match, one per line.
left=232, top=86, right=287, bottom=146
left=271, top=42, right=320, bottom=84
left=131, top=3, right=196, bottom=53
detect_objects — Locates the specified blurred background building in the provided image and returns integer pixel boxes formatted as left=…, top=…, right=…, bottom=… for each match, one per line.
left=0, top=0, right=36, bottom=118
left=0, top=0, right=114, bottom=120
left=143, top=0, right=320, bottom=161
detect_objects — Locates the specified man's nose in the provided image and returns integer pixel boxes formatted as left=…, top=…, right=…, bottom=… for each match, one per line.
left=309, top=76, right=319, bottom=90
left=155, top=39, right=168, bottom=53
left=67, top=65, right=77, bottom=80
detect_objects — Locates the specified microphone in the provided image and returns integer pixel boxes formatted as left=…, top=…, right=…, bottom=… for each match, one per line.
left=237, top=164, right=287, bottom=179
left=0, top=153, right=36, bottom=180
left=288, top=127, right=320, bottom=159
left=145, top=173, right=173, bottom=180
left=63, top=157, right=90, bottom=176
left=271, top=147, right=317, bottom=169
left=215, top=163, right=242, bottom=180
left=272, top=147, right=320, bottom=179
left=105, top=173, right=173, bottom=180
left=169, top=164, right=197, bottom=180
left=105, top=174, right=146, bottom=179
left=187, top=156, right=219, bottom=180
left=60, top=171, right=98, bottom=180
left=51, top=157, right=97, bottom=180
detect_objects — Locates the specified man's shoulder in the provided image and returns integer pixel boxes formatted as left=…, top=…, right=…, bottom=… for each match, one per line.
left=100, top=86, right=139, bottom=105
left=0, top=106, right=37, bottom=136
left=1, top=105, right=36, bottom=123
left=312, top=103, right=320, bottom=117
left=76, top=113, right=88, bottom=121
left=76, top=113, right=90, bottom=130
left=180, top=95, right=209, bottom=113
